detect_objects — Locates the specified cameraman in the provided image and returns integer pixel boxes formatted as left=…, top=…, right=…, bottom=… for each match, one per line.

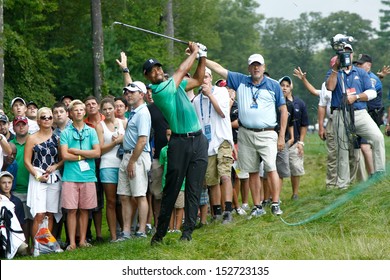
left=325, top=43, right=385, bottom=189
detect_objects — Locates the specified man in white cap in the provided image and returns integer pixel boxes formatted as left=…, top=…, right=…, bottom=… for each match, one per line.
left=117, top=81, right=152, bottom=239
left=206, top=54, right=287, bottom=216
left=9, top=97, right=39, bottom=134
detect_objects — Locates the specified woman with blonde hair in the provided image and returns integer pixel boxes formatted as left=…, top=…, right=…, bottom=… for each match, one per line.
left=25, top=107, right=63, bottom=241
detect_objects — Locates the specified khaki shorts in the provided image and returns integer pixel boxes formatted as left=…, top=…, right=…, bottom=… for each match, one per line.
left=205, top=140, right=234, bottom=186
left=289, top=142, right=305, bottom=176
left=174, top=191, right=185, bottom=208
left=149, top=158, right=163, bottom=199
left=117, top=152, right=151, bottom=197
left=238, top=128, right=278, bottom=173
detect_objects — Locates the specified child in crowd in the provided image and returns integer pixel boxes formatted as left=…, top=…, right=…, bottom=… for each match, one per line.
left=0, top=171, right=28, bottom=258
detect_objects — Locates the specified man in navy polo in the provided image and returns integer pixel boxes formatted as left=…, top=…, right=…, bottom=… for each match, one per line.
left=326, top=44, right=385, bottom=189
left=206, top=54, right=287, bottom=216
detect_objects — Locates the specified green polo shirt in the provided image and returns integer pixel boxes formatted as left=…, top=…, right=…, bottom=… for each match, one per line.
left=60, top=123, right=99, bottom=182
left=151, top=78, right=201, bottom=134
left=10, top=139, right=29, bottom=194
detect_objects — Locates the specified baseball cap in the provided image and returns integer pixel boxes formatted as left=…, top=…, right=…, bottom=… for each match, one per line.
left=11, top=97, right=26, bottom=107
left=27, top=101, right=38, bottom=108
left=344, top=44, right=353, bottom=52
left=354, top=54, right=372, bottom=64
left=12, top=116, right=28, bottom=126
left=330, top=56, right=338, bottom=68
left=123, top=81, right=147, bottom=94
left=60, top=95, right=74, bottom=102
left=205, top=67, right=212, bottom=77
left=0, top=114, right=9, bottom=123
left=248, top=54, right=265, bottom=65
left=0, top=171, right=13, bottom=180
left=143, top=58, right=162, bottom=74
left=279, top=76, right=293, bottom=85
left=215, top=79, right=227, bottom=87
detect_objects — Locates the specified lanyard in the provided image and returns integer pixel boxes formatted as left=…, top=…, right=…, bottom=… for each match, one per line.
left=200, top=93, right=212, bottom=122
left=250, top=85, right=261, bottom=104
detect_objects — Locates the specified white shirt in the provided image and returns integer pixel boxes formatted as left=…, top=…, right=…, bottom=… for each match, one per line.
left=193, top=86, right=234, bottom=156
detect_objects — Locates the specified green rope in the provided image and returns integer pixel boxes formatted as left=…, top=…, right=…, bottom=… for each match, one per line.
left=279, top=170, right=387, bottom=226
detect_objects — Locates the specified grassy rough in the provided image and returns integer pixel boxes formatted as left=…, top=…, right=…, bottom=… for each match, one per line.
left=19, top=133, right=390, bottom=260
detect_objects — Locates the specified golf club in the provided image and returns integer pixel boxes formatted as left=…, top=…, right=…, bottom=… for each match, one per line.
left=113, top=21, right=188, bottom=45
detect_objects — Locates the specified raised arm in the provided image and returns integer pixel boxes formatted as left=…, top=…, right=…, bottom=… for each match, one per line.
left=206, top=59, right=228, bottom=80
left=293, top=67, right=319, bottom=97
left=116, top=51, right=132, bottom=86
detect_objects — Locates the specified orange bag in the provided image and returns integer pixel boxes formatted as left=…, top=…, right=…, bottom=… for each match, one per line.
left=33, top=216, right=63, bottom=257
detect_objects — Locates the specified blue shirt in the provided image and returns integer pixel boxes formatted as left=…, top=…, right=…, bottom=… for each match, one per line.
left=326, top=66, right=374, bottom=110
left=291, top=96, right=309, bottom=143
left=123, top=103, right=151, bottom=152
left=60, top=123, right=99, bottom=182
left=227, top=71, right=285, bottom=129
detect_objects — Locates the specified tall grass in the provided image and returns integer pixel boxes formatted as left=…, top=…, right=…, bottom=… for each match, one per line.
left=19, top=133, right=390, bottom=260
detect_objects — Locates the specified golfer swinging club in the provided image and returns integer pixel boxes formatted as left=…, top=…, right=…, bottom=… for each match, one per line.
left=143, top=41, right=208, bottom=244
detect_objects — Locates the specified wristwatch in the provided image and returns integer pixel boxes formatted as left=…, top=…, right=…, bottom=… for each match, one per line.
left=356, top=94, right=360, bottom=101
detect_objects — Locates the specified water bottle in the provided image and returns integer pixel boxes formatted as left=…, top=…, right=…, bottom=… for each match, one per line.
left=113, top=126, right=119, bottom=137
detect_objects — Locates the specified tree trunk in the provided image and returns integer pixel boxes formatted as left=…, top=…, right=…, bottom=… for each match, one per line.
left=91, top=0, right=103, bottom=101
left=0, top=0, right=4, bottom=109
left=165, top=0, right=174, bottom=75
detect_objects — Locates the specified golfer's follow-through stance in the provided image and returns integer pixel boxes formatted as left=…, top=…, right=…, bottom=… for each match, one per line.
left=144, top=41, right=208, bottom=245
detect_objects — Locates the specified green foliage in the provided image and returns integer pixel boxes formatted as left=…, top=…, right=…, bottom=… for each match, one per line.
left=1, top=0, right=389, bottom=120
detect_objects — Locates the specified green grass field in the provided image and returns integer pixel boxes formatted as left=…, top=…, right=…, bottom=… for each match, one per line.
left=19, top=133, right=390, bottom=260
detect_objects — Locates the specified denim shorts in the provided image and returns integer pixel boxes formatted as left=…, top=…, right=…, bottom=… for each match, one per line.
left=100, top=168, right=119, bottom=184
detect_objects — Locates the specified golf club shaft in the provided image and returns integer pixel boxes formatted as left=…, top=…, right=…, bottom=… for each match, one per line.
left=113, top=21, right=188, bottom=45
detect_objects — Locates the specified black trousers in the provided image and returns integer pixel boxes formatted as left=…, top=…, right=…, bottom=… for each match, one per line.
left=156, top=133, right=208, bottom=238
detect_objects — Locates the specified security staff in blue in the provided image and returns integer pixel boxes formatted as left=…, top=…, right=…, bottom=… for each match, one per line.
left=326, top=44, right=385, bottom=189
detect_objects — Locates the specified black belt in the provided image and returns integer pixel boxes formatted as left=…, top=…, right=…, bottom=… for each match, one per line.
left=240, top=125, right=275, bottom=132
left=171, top=129, right=202, bottom=138
left=123, top=150, right=133, bottom=154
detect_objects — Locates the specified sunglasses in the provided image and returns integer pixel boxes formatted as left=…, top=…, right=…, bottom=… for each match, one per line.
left=124, top=83, right=143, bottom=95
left=40, top=116, right=53, bottom=121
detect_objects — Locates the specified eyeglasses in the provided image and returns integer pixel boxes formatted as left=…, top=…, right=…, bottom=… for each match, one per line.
left=40, top=116, right=53, bottom=121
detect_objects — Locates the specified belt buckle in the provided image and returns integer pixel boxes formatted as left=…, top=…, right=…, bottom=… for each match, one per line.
left=187, top=132, right=194, bottom=137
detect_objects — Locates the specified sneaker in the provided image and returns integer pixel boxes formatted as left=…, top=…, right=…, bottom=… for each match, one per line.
left=234, top=207, right=247, bottom=216
left=179, top=234, right=192, bottom=242
left=211, top=214, right=223, bottom=222
left=17, top=242, right=29, bottom=256
left=146, top=224, right=153, bottom=235
left=261, top=199, right=271, bottom=208
left=121, top=232, right=132, bottom=240
left=247, top=206, right=266, bottom=219
left=168, top=229, right=174, bottom=233
left=173, top=229, right=181, bottom=233
left=135, top=231, right=147, bottom=238
left=222, top=211, right=233, bottom=224
left=291, top=194, right=299, bottom=200
left=150, top=234, right=163, bottom=246
left=241, top=203, right=250, bottom=211
left=271, top=204, right=283, bottom=215
left=95, top=236, right=104, bottom=243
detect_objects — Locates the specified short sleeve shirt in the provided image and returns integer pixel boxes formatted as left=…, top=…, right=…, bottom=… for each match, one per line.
left=60, top=123, right=99, bottom=182
left=151, top=78, right=201, bottom=134
left=227, top=71, right=285, bottom=129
